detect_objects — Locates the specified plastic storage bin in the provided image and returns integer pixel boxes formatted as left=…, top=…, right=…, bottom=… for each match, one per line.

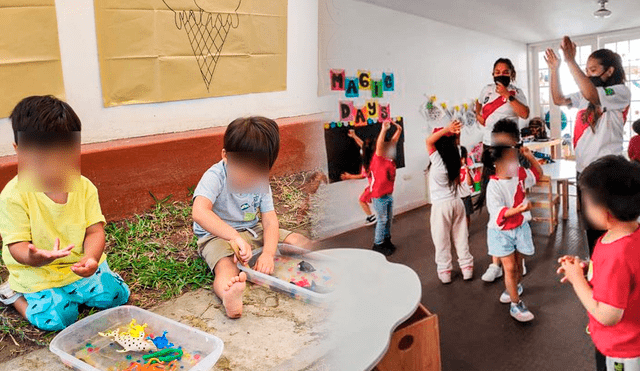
left=237, top=244, right=337, bottom=305
left=49, top=305, right=223, bottom=371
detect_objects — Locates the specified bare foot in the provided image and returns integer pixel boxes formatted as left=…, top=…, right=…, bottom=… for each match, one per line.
left=222, top=272, right=246, bottom=318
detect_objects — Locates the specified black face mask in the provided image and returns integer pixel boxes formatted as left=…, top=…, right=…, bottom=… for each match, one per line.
left=589, top=72, right=606, bottom=87
left=494, top=75, right=511, bottom=87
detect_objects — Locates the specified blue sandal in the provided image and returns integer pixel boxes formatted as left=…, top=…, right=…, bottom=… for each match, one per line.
left=0, top=282, right=22, bottom=306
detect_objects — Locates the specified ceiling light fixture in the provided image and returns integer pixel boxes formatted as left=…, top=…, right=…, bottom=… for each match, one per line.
left=594, top=0, right=612, bottom=18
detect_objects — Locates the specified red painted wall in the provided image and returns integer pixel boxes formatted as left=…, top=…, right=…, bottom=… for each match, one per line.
left=0, top=115, right=326, bottom=221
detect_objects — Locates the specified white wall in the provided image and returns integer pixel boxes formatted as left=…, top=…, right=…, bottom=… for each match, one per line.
left=0, top=0, right=333, bottom=157
left=314, top=0, right=528, bottom=239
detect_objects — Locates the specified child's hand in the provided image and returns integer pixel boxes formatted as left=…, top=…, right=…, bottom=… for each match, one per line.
left=557, top=256, right=586, bottom=284
left=71, top=256, right=99, bottom=277
left=340, top=172, right=351, bottom=180
left=254, top=252, right=275, bottom=275
left=517, top=200, right=531, bottom=213
left=544, top=48, right=561, bottom=70
left=560, top=36, right=577, bottom=63
left=382, top=121, right=391, bottom=131
left=520, top=146, right=534, bottom=159
left=230, top=237, right=252, bottom=265
left=27, top=238, right=75, bottom=267
left=447, top=120, right=462, bottom=135
left=347, top=129, right=356, bottom=138
left=557, top=255, right=588, bottom=279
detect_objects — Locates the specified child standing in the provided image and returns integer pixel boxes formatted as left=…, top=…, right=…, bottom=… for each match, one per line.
left=482, top=138, right=543, bottom=322
left=341, top=130, right=377, bottom=225
left=370, top=121, right=402, bottom=256
left=459, top=146, right=475, bottom=227
left=0, top=96, right=130, bottom=331
left=192, top=116, right=311, bottom=318
left=558, top=155, right=640, bottom=371
left=546, top=36, right=631, bottom=257
left=480, top=119, right=529, bottom=282
left=629, top=119, right=640, bottom=163
left=426, top=120, right=474, bottom=283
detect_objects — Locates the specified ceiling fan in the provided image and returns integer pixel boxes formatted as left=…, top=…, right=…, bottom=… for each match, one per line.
left=594, top=0, right=612, bottom=18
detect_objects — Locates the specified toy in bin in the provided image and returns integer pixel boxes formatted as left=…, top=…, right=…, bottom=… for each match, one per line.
left=49, top=305, right=223, bottom=371
left=237, top=243, right=337, bottom=305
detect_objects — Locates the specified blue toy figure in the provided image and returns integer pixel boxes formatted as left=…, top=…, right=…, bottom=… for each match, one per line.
left=148, top=331, right=174, bottom=349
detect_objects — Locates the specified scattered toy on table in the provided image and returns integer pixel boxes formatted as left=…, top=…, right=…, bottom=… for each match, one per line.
left=99, top=329, right=158, bottom=353
left=297, top=261, right=316, bottom=273
left=142, top=348, right=184, bottom=363
left=127, top=319, right=148, bottom=338
left=147, top=331, right=174, bottom=349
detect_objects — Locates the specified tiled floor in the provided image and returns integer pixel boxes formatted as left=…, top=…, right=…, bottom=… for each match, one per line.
left=319, top=193, right=595, bottom=371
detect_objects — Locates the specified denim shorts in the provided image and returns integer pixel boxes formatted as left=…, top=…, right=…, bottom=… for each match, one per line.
left=487, top=222, right=535, bottom=258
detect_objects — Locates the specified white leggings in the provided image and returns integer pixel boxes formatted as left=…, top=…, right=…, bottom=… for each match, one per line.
left=430, top=198, right=473, bottom=272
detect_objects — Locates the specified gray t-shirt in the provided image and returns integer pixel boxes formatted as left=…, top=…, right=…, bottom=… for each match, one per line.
left=192, top=160, right=275, bottom=238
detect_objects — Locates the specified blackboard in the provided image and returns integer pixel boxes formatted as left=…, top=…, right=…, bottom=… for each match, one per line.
left=324, top=120, right=405, bottom=183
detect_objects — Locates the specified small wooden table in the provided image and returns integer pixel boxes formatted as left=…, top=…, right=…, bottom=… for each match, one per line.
left=320, top=248, right=426, bottom=371
left=524, top=138, right=563, bottom=159
left=541, top=160, right=576, bottom=220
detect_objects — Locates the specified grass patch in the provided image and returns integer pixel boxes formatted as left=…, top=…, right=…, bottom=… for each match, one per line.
left=105, top=196, right=213, bottom=308
left=0, top=170, right=322, bottom=353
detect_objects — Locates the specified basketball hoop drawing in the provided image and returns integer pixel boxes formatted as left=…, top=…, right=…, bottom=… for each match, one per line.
left=162, top=0, right=241, bottom=91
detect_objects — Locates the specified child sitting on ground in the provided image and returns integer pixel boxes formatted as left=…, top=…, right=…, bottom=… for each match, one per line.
left=558, top=155, right=640, bottom=371
left=0, top=96, right=130, bottom=331
left=426, top=120, right=474, bottom=283
left=192, top=116, right=311, bottom=318
left=341, top=129, right=377, bottom=225
left=481, top=121, right=543, bottom=322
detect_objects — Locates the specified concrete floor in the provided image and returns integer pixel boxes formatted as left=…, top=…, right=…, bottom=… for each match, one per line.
left=319, top=193, right=596, bottom=371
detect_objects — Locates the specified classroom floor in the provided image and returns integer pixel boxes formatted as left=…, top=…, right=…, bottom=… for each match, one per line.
left=319, top=191, right=596, bottom=371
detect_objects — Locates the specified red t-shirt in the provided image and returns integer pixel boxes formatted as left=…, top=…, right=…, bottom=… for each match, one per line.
left=589, top=226, right=640, bottom=358
left=369, top=154, right=396, bottom=198
left=629, top=135, right=640, bottom=162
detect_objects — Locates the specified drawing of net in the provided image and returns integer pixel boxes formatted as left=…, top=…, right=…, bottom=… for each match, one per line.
left=162, top=0, right=241, bottom=91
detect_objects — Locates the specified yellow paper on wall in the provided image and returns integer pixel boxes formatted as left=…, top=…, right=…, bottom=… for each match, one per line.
left=94, top=0, right=288, bottom=107
left=0, top=0, right=65, bottom=118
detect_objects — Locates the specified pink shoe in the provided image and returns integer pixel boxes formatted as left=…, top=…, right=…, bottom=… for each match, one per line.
left=462, top=266, right=474, bottom=281
left=438, top=270, right=452, bottom=284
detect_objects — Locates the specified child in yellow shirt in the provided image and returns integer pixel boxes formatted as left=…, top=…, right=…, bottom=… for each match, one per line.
left=0, top=96, right=129, bottom=331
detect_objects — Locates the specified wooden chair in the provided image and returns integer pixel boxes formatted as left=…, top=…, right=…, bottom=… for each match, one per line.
left=527, top=175, right=561, bottom=234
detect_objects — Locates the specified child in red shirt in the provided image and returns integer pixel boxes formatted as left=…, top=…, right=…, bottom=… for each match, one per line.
left=629, top=119, right=640, bottom=163
left=370, top=121, right=402, bottom=256
left=558, top=155, right=640, bottom=371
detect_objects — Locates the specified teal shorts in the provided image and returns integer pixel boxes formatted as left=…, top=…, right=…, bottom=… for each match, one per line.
left=24, top=261, right=129, bottom=331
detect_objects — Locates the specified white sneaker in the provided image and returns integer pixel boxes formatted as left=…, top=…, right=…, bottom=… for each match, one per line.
left=462, top=266, right=474, bottom=281
left=438, top=270, right=452, bottom=284
left=500, top=284, right=524, bottom=304
left=522, top=260, right=527, bottom=276
left=510, top=300, right=535, bottom=322
left=481, top=264, right=503, bottom=282
left=0, top=282, right=21, bottom=305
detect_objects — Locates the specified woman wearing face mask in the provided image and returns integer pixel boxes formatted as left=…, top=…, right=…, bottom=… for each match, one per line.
left=475, top=58, right=530, bottom=147
left=545, top=37, right=630, bottom=258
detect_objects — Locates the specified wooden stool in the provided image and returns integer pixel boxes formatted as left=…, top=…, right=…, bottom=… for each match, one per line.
left=376, top=304, right=442, bottom=371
